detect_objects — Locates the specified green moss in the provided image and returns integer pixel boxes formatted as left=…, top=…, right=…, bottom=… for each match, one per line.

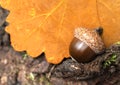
left=103, top=54, right=117, bottom=68
left=21, top=52, right=29, bottom=59
left=27, top=73, right=35, bottom=81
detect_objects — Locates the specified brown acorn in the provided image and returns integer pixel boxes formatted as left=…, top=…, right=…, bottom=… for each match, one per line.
left=69, top=27, right=105, bottom=63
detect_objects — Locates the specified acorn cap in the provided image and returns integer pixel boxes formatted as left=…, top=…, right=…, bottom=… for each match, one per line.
left=74, top=28, right=105, bottom=54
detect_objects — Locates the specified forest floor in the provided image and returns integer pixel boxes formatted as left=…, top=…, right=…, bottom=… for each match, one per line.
left=0, top=6, right=120, bottom=85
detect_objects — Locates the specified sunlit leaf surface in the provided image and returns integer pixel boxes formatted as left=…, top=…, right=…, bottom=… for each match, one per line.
left=0, top=0, right=120, bottom=64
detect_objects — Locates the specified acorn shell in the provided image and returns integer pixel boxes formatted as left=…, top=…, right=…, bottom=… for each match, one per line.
left=74, top=28, right=105, bottom=54
left=69, top=27, right=105, bottom=63
left=69, top=37, right=96, bottom=63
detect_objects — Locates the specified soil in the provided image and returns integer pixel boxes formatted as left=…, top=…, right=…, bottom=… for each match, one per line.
left=0, top=6, right=120, bottom=85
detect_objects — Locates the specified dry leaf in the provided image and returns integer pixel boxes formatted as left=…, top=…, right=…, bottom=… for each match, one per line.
left=0, top=0, right=120, bottom=64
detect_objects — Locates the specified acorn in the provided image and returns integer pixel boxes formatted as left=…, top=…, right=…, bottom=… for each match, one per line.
left=69, top=27, right=105, bottom=63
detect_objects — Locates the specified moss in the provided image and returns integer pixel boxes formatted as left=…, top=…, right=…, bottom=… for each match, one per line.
left=103, top=54, right=117, bottom=68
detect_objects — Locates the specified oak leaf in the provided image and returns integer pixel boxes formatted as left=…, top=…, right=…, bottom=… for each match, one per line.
left=0, top=0, right=120, bottom=64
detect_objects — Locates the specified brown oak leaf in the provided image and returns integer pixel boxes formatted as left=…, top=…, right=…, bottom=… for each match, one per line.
left=0, top=0, right=120, bottom=64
